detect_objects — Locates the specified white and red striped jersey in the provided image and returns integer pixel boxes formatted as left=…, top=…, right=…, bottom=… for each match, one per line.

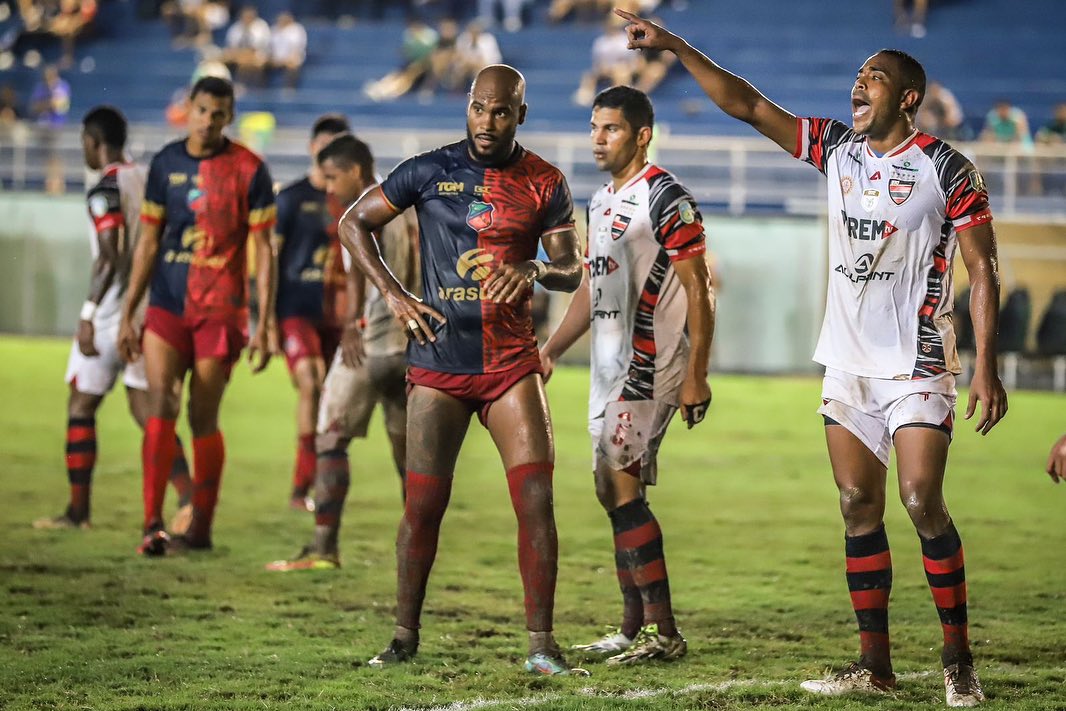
left=794, top=118, right=991, bottom=380
left=585, top=164, right=706, bottom=422
left=85, top=162, right=146, bottom=328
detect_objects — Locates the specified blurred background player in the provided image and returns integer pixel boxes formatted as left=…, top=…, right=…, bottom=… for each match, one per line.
left=118, top=76, right=277, bottom=556
left=273, top=113, right=350, bottom=512
left=34, top=105, right=193, bottom=531
left=266, top=132, right=418, bottom=572
left=618, top=9, right=1007, bottom=707
left=340, top=65, right=583, bottom=675
left=541, top=85, right=714, bottom=666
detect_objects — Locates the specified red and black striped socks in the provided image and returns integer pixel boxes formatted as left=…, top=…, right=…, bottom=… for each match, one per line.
left=505, top=462, right=558, bottom=632
left=921, top=522, right=971, bottom=666
left=312, top=448, right=350, bottom=555
left=65, top=417, right=96, bottom=522
left=609, top=498, right=676, bottom=638
left=845, top=525, right=893, bottom=678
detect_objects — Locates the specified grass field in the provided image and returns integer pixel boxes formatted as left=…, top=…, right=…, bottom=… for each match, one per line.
left=1, top=336, right=1063, bottom=710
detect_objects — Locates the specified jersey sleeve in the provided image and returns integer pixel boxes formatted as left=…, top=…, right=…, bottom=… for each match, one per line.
left=939, top=151, right=993, bottom=232
left=540, top=170, right=575, bottom=236
left=379, top=154, right=433, bottom=213
left=140, top=153, right=168, bottom=226
left=793, top=117, right=855, bottom=175
left=649, top=176, right=706, bottom=262
left=247, top=160, right=277, bottom=231
left=86, top=182, right=124, bottom=236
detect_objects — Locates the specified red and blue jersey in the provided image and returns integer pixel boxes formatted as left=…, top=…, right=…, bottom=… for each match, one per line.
left=379, top=140, right=574, bottom=374
left=141, top=138, right=275, bottom=324
left=274, top=176, right=346, bottom=327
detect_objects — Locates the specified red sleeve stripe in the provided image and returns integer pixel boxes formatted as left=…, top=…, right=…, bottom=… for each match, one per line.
left=377, top=185, right=401, bottom=214
left=792, top=117, right=805, bottom=159
left=667, top=241, right=706, bottom=263
left=663, top=222, right=704, bottom=251
left=541, top=222, right=575, bottom=237
left=140, top=213, right=163, bottom=225
left=953, top=208, right=993, bottom=232
left=92, top=213, right=123, bottom=233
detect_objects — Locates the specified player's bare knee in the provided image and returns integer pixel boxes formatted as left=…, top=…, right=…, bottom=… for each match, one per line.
left=67, top=390, right=102, bottom=419
left=315, top=431, right=346, bottom=454
left=899, top=487, right=949, bottom=532
left=149, top=386, right=180, bottom=419
left=838, top=485, right=884, bottom=525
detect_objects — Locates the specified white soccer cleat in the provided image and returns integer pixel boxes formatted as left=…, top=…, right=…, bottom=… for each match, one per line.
left=800, top=662, right=896, bottom=696
left=571, top=629, right=636, bottom=655
left=605, top=631, right=687, bottom=666
left=944, top=663, right=985, bottom=707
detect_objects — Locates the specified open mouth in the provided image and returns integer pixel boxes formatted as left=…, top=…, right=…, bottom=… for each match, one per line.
left=852, top=97, right=871, bottom=119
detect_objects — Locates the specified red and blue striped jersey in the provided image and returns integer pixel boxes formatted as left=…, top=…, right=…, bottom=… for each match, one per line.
left=380, top=141, right=574, bottom=374
left=141, top=138, right=275, bottom=323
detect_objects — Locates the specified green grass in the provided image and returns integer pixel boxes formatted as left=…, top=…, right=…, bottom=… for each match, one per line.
left=0, top=335, right=1063, bottom=710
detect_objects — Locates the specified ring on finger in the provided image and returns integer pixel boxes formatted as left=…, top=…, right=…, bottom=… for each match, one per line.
left=406, top=318, right=420, bottom=332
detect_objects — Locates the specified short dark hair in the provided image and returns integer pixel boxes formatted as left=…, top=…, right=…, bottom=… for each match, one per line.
left=82, top=105, right=127, bottom=149
left=878, top=49, right=926, bottom=113
left=312, top=113, right=351, bottom=139
left=317, top=133, right=374, bottom=175
left=190, top=76, right=235, bottom=103
left=592, top=85, right=655, bottom=131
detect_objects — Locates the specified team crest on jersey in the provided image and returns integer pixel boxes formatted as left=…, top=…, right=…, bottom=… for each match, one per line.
left=466, top=201, right=494, bottom=232
left=968, top=168, right=986, bottom=193
left=611, top=213, right=632, bottom=240
left=861, top=189, right=880, bottom=212
left=187, top=187, right=206, bottom=213
left=840, top=176, right=854, bottom=195
left=888, top=178, right=915, bottom=205
left=678, top=200, right=696, bottom=224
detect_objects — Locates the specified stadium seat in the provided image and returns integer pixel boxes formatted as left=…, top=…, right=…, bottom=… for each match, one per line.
left=1035, top=289, right=1066, bottom=392
left=997, top=287, right=1031, bottom=390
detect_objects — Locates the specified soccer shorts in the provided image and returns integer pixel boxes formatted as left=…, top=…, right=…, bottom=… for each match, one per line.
left=143, top=306, right=247, bottom=373
left=818, top=367, right=957, bottom=467
left=317, top=351, right=407, bottom=440
left=65, top=319, right=148, bottom=395
left=279, top=316, right=341, bottom=373
left=589, top=399, right=677, bottom=486
left=406, top=359, right=542, bottom=426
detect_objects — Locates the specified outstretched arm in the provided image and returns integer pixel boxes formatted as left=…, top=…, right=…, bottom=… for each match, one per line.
left=958, top=222, right=1007, bottom=435
left=615, top=9, right=797, bottom=153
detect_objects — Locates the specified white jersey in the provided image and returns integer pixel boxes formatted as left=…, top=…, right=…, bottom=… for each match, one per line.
left=585, top=163, right=706, bottom=423
left=85, top=162, right=147, bottom=328
left=794, top=118, right=992, bottom=380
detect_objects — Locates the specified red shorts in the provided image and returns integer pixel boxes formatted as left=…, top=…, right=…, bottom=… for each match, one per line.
left=143, top=306, right=247, bottom=375
left=279, top=317, right=341, bottom=373
left=407, top=359, right=542, bottom=426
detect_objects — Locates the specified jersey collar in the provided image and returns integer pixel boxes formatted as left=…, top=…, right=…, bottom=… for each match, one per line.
left=865, top=130, right=919, bottom=159
left=608, top=162, right=652, bottom=194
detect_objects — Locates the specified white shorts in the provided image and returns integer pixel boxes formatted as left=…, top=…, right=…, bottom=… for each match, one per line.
left=818, top=367, right=956, bottom=467
left=64, top=321, right=148, bottom=396
left=317, top=350, right=407, bottom=439
left=590, top=399, right=677, bottom=486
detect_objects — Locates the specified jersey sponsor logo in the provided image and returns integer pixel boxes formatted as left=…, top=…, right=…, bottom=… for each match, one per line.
left=869, top=171, right=881, bottom=181
left=187, top=187, right=206, bottom=213
left=603, top=207, right=611, bottom=216
left=474, top=185, right=490, bottom=196
left=678, top=200, right=696, bottom=224
left=588, top=255, right=620, bottom=277
left=861, top=188, right=880, bottom=211
left=840, top=176, right=854, bottom=195
left=298, top=246, right=331, bottom=282
left=834, top=253, right=894, bottom=283
left=892, top=160, right=918, bottom=173
left=437, top=181, right=465, bottom=195
left=840, top=211, right=897, bottom=241
left=611, top=213, right=632, bottom=241
left=888, top=178, right=915, bottom=205
left=300, top=201, right=322, bottom=213
left=968, top=168, right=986, bottom=193
left=456, top=247, right=494, bottom=281
left=466, top=200, right=494, bottom=232
left=88, top=194, right=110, bottom=218
left=437, top=285, right=488, bottom=301
left=169, top=173, right=188, bottom=186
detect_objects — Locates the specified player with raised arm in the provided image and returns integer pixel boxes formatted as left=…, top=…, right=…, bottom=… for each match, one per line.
left=339, top=65, right=583, bottom=675
left=617, top=9, right=1006, bottom=707
left=266, top=133, right=418, bottom=571
left=34, top=105, right=193, bottom=531
left=541, top=85, right=714, bottom=666
left=274, top=114, right=351, bottom=512
left=118, top=76, right=277, bottom=556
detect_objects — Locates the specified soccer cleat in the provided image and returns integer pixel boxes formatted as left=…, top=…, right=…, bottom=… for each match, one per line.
left=944, top=663, right=984, bottom=707
left=137, top=528, right=171, bottom=557
left=32, top=508, right=90, bottom=530
left=524, top=645, right=589, bottom=676
left=368, top=638, right=418, bottom=668
left=165, top=534, right=212, bottom=555
left=264, top=545, right=340, bottom=572
left=606, top=631, right=687, bottom=666
left=571, top=629, right=636, bottom=655
left=289, top=496, right=315, bottom=513
left=168, top=503, right=193, bottom=537
left=800, top=661, right=897, bottom=696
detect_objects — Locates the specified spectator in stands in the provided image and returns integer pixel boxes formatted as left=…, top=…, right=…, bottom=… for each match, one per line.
left=1036, top=102, right=1066, bottom=145
left=454, top=21, right=501, bottom=82
left=550, top=0, right=657, bottom=23
left=0, top=83, right=20, bottom=126
left=1048, top=434, right=1066, bottom=484
left=980, top=100, right=1033, bottom=147
left=269, top=11, right=306, bottom=90
left=161, top=0, right=228, bottom=48
left=1034, top=102, right=1066, bottom=195
left=917, top=80, right=966, bottom=142
left=478, top=0, right=526, bottom=33
left=29, top=63, right=69, bottom=193
left=572, top=15, right=638, bottom=106
left=47, top=0, right=96, bottom=68
left=363, top=16, right=438, bottom=102
left=894, top=0, right=928, bottom=37
left=422, top=17, right=459, bottom=97
left=222, top=5, right=270, bottom=88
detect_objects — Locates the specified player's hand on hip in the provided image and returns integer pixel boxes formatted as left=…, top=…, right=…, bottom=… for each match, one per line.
left=614, top=8, right=682, bottom=53
left=1046, top=433, right=1066, bottom=484
left=964, top=362, right=1008, bottom=435
left=386, top=292, right=445, bottom=346
left=117, top=318, right=141, bottom=363
left=77, top=319, right=99, bottom=357
left=679, top=375, right=712, bottom=429
left=248, top=326, right=272, bottom=374
left=341, top=318, right=365, bottom=368
left=483, top=262, right=535, bottom=305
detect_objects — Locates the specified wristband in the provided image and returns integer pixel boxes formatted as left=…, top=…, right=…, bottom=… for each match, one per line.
left=530, top=259, right=548, bottom=282
left=79, top=301, right=97, bottom=322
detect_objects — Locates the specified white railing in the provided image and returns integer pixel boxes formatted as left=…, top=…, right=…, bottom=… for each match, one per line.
left=2, top=122, right=1065, bottom=221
